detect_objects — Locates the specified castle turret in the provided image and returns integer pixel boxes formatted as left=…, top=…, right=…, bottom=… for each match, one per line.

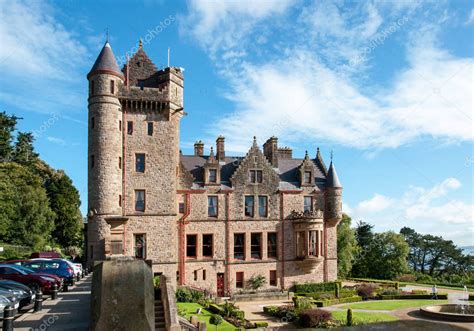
left=87, top=42, right=124, bottom=263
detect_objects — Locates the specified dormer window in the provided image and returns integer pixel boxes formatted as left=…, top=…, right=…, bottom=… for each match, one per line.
left=304, top=171, right=312, bottom=184
left=249, top=170, right=263, bottom=183
left=208, top=169, right=217, bottom=183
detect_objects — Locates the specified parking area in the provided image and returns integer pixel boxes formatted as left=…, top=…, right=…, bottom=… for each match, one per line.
left=1, top=274, right=91, bottom=331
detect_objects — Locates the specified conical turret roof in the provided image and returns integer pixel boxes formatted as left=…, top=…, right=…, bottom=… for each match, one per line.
left=326, top=161, right=342, bottom=188
left=88, top=42, right=124, bottom=80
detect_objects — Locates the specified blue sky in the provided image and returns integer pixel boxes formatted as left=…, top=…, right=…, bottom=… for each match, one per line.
left=0, top=0, right=472, bottom=245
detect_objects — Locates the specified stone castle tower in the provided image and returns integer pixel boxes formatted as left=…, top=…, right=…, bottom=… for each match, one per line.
left=87, top=40, right=343, bottom=294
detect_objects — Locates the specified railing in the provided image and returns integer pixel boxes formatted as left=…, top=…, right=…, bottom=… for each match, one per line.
left=160, top=275, right=181, bottom=331
left=287, top=209, right=324, bottom=220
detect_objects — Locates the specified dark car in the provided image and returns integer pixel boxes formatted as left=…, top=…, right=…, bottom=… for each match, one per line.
left=0, top=264, right=61, bottom=293
left=24, top=259, right=75, bottom=285
left=0, top=280, right=35, bottom=308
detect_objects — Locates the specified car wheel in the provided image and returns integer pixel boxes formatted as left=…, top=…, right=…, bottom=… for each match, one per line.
left=28, top=283, right=40, bottom=292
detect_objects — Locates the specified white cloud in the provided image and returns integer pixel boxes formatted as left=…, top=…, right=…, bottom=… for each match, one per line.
left=47, top=136, right=67, bottom=146
left=182, top=1, right=473, bottom=152
left=0, top=1, right=87, bottom=79
left=466, top=9, right=474, bottom=25
left=357, top=194, right=395, bottom=213
left=351, top=177, right=474, bottom=245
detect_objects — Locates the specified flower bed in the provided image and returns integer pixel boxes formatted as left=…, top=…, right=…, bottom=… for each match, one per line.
left=378, top=293, right=448, bottom=300
left=347, top=278, right=399, bottom=289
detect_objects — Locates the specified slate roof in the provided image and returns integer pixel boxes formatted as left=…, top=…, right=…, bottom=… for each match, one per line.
left=180, top=154, right=333, bottom=190
left=326, top=161, right=342, bottom=188
left=88, top=42, right=124, bottom=79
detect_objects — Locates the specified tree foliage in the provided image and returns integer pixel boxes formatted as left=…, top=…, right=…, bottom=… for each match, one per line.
left=0, top=112, right=83, bottom=253
left=337, top=214, right=357, bottom=278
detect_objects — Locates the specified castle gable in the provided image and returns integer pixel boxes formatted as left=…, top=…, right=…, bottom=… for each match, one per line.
left=122, top=43, right=158, bottom=87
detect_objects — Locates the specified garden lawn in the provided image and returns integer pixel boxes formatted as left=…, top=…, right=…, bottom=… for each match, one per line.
left=177, top=303, right=237, bottom=331
left=339, top=299, right=449, bottom=311
left=331, top=310, right=398, bottom=323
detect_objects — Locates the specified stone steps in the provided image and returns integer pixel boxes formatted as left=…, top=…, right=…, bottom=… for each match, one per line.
left=155, top=299, right=165, bottom=331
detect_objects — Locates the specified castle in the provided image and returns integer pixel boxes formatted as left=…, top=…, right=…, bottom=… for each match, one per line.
left=87, top=40, right=343, bottom=295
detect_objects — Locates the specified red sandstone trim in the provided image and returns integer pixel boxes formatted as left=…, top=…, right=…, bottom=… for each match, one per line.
left=178, top=193, right=191, bottom=285
left=225, top=192, right=231, bottom=296
left=176, top=189, right=206, bottom=194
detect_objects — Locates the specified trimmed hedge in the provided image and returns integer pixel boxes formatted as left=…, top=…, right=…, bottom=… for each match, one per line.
left=347, top=278, right=399, bottom=289
left=310, top=296, right=362, bottom=307
left=255, top=321, right=269, bottom=328
left=294, top=281, right=342, bottom=294
left=208, top=304, right=224, bottom=315
left=378, top=293, right=448, bottom=300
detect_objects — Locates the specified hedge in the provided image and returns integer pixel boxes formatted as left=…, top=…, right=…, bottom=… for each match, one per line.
left=255, top=321, right=269, bottom=328
left=347, top=278, right=399, bottom=289
left=208, top=304, right=224, bottom=315
left=293, top=281, right=342, bottom=293
left=311, top=296, right=362, bottom=307
left=378, top=293, right=448, bottom=300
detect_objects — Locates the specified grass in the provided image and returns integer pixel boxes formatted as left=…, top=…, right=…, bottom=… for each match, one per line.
left=177, top=302, right=237, bottom=331
left=399, top=281, right=474, bottom=292
left=339, top=299, right=449, bottom=311
left=331, top=310, right=398, bottom=323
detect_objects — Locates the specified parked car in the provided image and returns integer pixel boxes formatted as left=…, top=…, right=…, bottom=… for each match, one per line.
left=0, top=289, right=20, bottom=311
left=4, top=259, right=30, bottom=266
left=30, top=258, right=82, bottom=279
left=0, top=280, right=35, bottom=308
left=0, top=264, right=61, bottom=293
left=0, top=295, right=13, bottom=318
left=30, top=252, right=61, bottom=259
left=23, top=259, right=75, bottom=285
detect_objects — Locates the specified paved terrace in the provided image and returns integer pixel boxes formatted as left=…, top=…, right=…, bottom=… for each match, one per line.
left=11, top=275, right=91, bottom=331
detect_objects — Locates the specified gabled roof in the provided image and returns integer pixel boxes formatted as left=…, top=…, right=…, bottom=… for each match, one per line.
left=88, top=42, right=124, bottom=80
left=122, top=41, right=158, bottom=86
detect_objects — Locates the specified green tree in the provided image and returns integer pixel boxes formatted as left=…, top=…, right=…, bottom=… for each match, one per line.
left=13, top=132, right=38, bottom=167
left=351, top=221, right=375, bottom=278
left=46, top=170, right=83, bottom=247
left=337, top=214, right=357, bottom=278
left=0, top=111, right=18, bottom=161
left=0, top=163, right=54, bottom=249
left=369, top=231, right=410, bottom=279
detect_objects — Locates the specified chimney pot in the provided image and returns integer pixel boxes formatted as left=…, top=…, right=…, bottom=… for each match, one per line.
left=194, top=140, right=204, bottom=156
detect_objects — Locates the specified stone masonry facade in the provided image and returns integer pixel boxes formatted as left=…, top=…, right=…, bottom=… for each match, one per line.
left=87, top=41, right=343, bottom=296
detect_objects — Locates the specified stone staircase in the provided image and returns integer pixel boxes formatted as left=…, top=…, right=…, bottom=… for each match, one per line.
left=155, top=299, right=166, bottom=331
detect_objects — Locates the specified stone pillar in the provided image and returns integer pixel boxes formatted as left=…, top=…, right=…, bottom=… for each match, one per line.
left=216, top=136, right=225, bottom=161
left=194, top=141, right=204, bottom=156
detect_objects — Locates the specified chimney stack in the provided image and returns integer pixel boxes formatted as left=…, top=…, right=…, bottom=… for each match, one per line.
left=194, top=140, right=204, bottom=156
left=263, top=136, right=278, bottom=167
left=216, top=136, right=225, bottom=161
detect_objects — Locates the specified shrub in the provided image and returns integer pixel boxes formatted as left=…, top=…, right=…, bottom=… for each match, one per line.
left=175, top=287, right=204, bottom=303
left=222, top=301, right=240, bottom=318
left=397, top=273, right=417, bottom=282
left=177, top=305, right=187, bottom=317
left=209, top=304, right=225, bottom=315
left=255, top=321, right=268, bottom=328
left=209, top=315, right=223, bottom=329
left=313, top=296, right=362, bottom=307
left=335, top=284, right=340, bottom=298
left=411, top=290, right=428, bottom=295
left=356, top=284, right=377, bottom=299
left=346, top=308, right=353, bottom=326
left=249, top=274, right=266, bottom=290
left=379, top=287, right=400, bottom=296
left=197, top=298, right=213, bottom=309
left=299, top=309, right=333, bottom=328
left=293, top=296, right=313, bottom=310
left=153, top=276, right=161, bottom=288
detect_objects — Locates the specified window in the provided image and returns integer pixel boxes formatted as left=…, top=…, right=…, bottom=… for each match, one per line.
left=147, top=122, right=153, bottom=136
left=267, top=232, right=278, bottom=259
left=91, top=117, right=95, bottom=129
left=236, top=272, right=244, bottom=289
left=136, top=153, right=145, bottom=173
left=270, top=270, right=277, bottom=286
left=194, top=270, right=198, bottom=281
left=308, top=231, right=318, bottom=257
left=110, top=80, right=115, bottom=94
left=202, top=234, right=213, bottom=257
left=90, top=155, right=94, bottom=168
left=304, top=196, right=313, bottom=213
left=234, top=234, right=245, bottom=260
left=119, top=157, right=122, bottom=169
left=127, top=121, right=133, bottom=135
left=110, top=241, right=123, bottom=254
left=119, top=195, right=122, bottom=207
left=304, top=171, right=312, bottom=184
left=258, top=196, right=268, bottom=217
left=134, top=234, right=146, bottom=259
left=208, top=196, right=218, bottom=217
left=208, top=169, right=217, bottom=183
left=119, top=120, right=122, bottom=131
left=249, top=170, right=263, bottom=183
left=186, top=234, right=197, bottom=258
left=203, top=270, right=206, bottom=281
left=296, top=231, right=306, bottom=258
left=245, top=196, right=254, bottom=217
left=90, top=80, right=95, bottom=94
left=179, top=202, right=185, bottom=214
left=135, top=190, right=145, bottom=211
left=251, top=233, right=262, bottom=259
